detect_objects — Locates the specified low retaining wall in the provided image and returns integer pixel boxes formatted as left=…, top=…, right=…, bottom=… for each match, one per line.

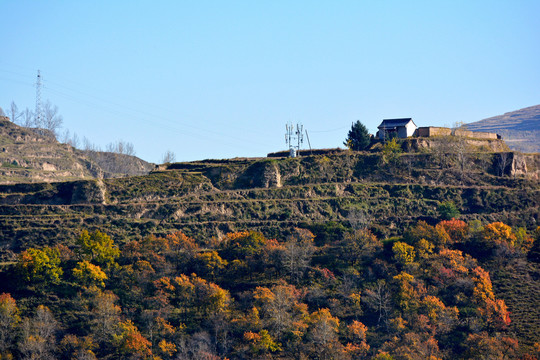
left=417, top=127, right=498, bottom=139
left=417, top=127, right=451, bottom=137
left=267, top=148, right=344, bottom=158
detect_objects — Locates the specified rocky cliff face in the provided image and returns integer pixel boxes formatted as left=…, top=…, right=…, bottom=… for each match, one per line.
left=509, top=153, right=540, bottom=179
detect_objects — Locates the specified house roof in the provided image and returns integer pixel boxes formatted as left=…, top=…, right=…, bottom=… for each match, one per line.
left=378, top=118, right=416, bottom=129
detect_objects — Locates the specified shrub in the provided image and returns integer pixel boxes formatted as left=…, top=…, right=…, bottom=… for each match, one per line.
left=438, top=201, right=460, bottom=220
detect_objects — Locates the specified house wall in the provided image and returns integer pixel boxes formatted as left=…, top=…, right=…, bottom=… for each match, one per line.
left=397, top=126, right=408, bottom=138
left=377, top=129, right=397, bottom=140
left=405, top=122, right=417, bottom=137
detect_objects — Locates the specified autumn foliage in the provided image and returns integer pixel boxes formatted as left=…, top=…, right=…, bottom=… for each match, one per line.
left=0, top=221, right=535, bottom=359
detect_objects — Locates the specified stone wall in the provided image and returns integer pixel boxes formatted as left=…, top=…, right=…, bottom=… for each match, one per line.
left=470, top=131, right=499, bottom=140
left=417, top=127, right=452, bottom=137
left=417, top=126, right=498, bottom=139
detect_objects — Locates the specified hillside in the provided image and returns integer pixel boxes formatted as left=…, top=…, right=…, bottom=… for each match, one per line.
left=0, top=117, right=154, bottom=183
left=0, top=139, right=538, bottom=358
left=0, top=136, right=539, bottom=358
left=0, top=140, right=537, bottom=255
left=466, top=105, right=540, bottom=153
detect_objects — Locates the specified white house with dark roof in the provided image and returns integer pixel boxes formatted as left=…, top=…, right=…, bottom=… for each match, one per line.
left=376, top=118, right=417, bottom=140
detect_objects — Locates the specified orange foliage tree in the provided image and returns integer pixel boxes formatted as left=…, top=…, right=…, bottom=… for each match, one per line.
left=345, top=320, right=370, bottom=357
left=404, top=221, right=450, bottom=249
left=471, top=267, right=511, bottom=330
left=113, top=320, right=152, bottom=359
left=436, top=218, right=468, bottom=245
left=464, top=332, right=518, bottom=359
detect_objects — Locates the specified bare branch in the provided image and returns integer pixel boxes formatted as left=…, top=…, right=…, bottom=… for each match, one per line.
left=161, top=150, right=176, bottom=164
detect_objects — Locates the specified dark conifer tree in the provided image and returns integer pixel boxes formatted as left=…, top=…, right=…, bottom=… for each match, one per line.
left=344, top=120, right=371, bottom=150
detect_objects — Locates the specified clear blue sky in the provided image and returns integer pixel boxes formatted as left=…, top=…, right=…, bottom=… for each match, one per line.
left=1, top=1, right=539, bottom=163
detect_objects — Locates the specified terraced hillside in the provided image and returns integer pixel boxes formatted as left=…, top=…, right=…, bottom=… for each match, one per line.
left=0, top=117, right=154, bottom=183
left=0, top=146, right=538, bottom=260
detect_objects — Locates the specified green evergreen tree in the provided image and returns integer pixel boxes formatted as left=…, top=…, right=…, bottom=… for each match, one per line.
left=344, top=120, right=371, bottom=151
left=438, top=201, right=460, bottom=220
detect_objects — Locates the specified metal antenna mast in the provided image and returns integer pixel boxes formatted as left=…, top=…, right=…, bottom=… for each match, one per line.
left=285, top=122, right=304, bottom=157
left=35, top=70, right=42, bottom=127
left=296, top=123, right=304, bottom=150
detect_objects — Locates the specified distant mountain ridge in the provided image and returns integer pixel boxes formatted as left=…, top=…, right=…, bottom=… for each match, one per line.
left=466, top=105, right=540, bottom=153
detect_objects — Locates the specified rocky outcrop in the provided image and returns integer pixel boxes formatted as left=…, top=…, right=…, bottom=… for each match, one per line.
left=71, top=180, right=107, bottom=204
left=492, top=152, right=540, bottom=179
left=513, top=153, right=540, bottom=179
left=234, top=160, right=282, bottom=188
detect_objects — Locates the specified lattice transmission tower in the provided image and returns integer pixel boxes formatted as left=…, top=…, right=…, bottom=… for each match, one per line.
left=35, top=70, right=42, bottom=127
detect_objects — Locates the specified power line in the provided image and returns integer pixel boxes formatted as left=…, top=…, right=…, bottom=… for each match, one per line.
left=0, top=75, right=34, bottom=87
left=43, top=82, right=273, bottom=154
left=2, top=65, right=277, bottom=153
left=36, top=72, right=273, bottom=147
left=308, top=125, right=349, bottom=133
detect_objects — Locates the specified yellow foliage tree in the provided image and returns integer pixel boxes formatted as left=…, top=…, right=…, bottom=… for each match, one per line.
left=158, top=339, right=177, bottom=358
left=17, top=247, right=63, bottom=284
left=305, top=308, right=342, bottom=358
left=392, top=241, right=416, bottom=265
left=77, top=230, right=120, bottom=269
left=482, top=222, right=517, bottom=248
left=196, top=250, right=228, bottom=279
left=244, top=329, right=282, bottom=354
left=73, top=260, right=107, bottom=288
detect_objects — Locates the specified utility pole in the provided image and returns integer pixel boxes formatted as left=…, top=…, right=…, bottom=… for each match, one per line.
left=35, top=70, right=42, bottom=127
